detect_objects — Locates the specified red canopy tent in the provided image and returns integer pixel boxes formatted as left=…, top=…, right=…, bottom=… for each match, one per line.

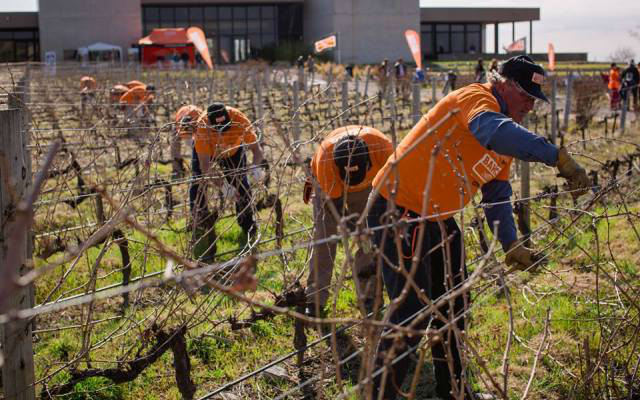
left=138, top=28, right=213, bottom=69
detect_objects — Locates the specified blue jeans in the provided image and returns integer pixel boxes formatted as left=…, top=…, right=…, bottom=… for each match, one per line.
left=367, top=195, right=468, bottom=399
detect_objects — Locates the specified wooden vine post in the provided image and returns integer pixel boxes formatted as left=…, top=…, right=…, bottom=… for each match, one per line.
left=0, top=74, right=36, bottom=400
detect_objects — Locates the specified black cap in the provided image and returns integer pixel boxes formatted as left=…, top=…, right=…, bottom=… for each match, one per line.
left=333, top=136, right=370, bottom=187
left=146, top=84, right=155, bottom=91
left=500, top=55, right=549, bottom=103
left=207, top=103, right=232, bottom=132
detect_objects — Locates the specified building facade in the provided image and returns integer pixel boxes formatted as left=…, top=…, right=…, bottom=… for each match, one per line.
left=0, top=2, right=554, bottom=64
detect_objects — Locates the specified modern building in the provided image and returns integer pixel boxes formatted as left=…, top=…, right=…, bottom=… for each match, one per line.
left=0, top=1, right=571, bottom=65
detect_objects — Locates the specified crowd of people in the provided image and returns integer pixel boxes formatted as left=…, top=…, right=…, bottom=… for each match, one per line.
left=79, top=55, right=594, bottom=399
left=607, top=60, right=640, bottom=111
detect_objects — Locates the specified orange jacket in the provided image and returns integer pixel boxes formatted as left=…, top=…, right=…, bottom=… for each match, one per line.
left=311, top=126, right=393, bottom=199
left=373, top=83, right=513, bottom=220
left=80, top=76, right=97, bottom=91
left=175, top=105, right=203, bottom=139
left=120, top=86, right=153, bottom=106
left=194, top=107, right=257, bottom=159
left=608, top=68, right=621, bottom=90
left=125, top=80, right=146, bottom=89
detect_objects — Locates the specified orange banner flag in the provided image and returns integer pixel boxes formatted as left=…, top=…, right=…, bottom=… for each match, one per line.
left=314, top=35, right=337, bottom=53
left=187, top=27, right=213, bottom=69
left=404, top=30, right=422, bottom=70
left=547, top=43, right=556, bottom=72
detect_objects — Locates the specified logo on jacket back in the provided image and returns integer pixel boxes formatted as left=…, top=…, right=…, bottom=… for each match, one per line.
left=472, top=154, right=501, bottom=184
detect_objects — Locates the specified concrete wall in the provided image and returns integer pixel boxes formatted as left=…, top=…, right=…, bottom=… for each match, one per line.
left=38, top=0, right=142, bottom=61
left=305, top=0, right=418, bottom=64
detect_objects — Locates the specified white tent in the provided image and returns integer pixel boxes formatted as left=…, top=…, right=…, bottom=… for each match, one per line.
left=84, top=42, right=123, bottom=62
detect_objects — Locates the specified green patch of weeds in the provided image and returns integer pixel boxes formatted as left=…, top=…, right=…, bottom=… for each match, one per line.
left=65, top=377, right=123, bottom=400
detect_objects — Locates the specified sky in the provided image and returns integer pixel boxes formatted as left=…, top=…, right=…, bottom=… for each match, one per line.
left=3, top=0, right=640, bottom=61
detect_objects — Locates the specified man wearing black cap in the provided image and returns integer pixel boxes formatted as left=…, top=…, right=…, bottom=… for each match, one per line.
left=304, top=125, right=392, bottom=318
left=192, top=103, right=264, bottom=255
left=366, top=55, right=591, bottom=399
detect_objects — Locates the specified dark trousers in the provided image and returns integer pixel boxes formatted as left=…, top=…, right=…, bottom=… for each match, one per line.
left=367, top=195, right=468, bottom=400
left=189, top=146, right=256, bottom=236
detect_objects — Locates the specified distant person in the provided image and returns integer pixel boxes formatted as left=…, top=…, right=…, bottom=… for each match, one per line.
left=621, top=60, right=639, bottom=111
left=474, top=58, right=486, bottom=83
left=608, top=63, right=622, bottom=110
left=120, top=84, right=156, bottom=124
left=296, top=55, right=305, bottom=69
left=394, top=58, right=408, bottom=95
left=378, top=58, right=391, bottom=96
left=489, top=58, right=499, bottom=73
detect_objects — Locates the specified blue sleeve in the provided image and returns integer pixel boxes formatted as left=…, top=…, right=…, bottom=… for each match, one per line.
left=481, top=179, right=517, bottom=251
left=469, top=111, right=559, bottom=166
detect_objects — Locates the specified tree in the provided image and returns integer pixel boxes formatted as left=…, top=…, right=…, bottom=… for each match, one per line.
left=609, top=46, right=636, bottom=63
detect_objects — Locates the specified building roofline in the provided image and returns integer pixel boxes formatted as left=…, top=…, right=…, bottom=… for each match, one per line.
left=0, top=12, right=39, bottom=29
left=420, top=7, right=540, bottom=23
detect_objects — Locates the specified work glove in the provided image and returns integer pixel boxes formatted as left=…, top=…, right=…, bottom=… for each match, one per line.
left=556, top=147, right=591, bottom=200
left=248, top=166, right=266, bottom=184
left=505, top=240, right=544, bottom=272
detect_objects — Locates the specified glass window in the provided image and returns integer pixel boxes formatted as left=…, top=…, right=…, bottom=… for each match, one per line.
left=219, top=7, right=231, bottom=20
left=160, top=7, right=174, bottom=22
left=0, top=31, right=12, bottom=40
left=262, top=31, right=276, bottom=47
left=451, top=24, right=464, bottom=32
left=145, top=7, right=159, bottom=22
left=436, top=24, right=449, bottom=32
left=436, top=32, right=449, bottom=53
left=452, top=32, right=464, bottom=53
left=204, top=7, right=217, bottom=20
left=249, top=34, right=261, bottom=48
left=0, top=40, right=14, bottom=62
left=145, top=22, right=159, bottom=34
left=175, top=8, right=188, bottom=24
left=233, top=6, right=246, bottom=20
left=248, top=6, right=260, bottom=19
left=262, top=19, right=275, bottom=34
left=219, top=20, right=232, bottom=35
left=189, top=7, right=203, bottom=24
left=467, top=24, right=481, bottom=32
left=422, top=31, right=433, bottom=55
left=234, top=19, right=247, bottom=35
left=467, top=32, right=481, bottom=53
left=261, top=6, right=274, bottom=19
left=247, top=20, right=261, bottom=34
left=15, top=41, right=27, bottom=61
left=204, top=21, right=217, bottom=36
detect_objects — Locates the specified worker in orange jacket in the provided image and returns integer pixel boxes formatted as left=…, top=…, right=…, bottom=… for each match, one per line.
left=367, top=56, right=591, bottom=399
left=193, top=103, right=265, bottom=254
left=608, top=63, right=622, bottom=110
left=119, top=84, right=155, bottom=124
left=304, top=125, right=393, bottom=317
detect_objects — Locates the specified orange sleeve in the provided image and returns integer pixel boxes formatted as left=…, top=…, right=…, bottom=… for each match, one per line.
left=230, top=109, right=258, bottom=144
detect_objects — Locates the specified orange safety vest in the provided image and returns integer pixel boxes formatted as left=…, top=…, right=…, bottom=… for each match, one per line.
left=125, top=80, right=146, bottom=89
left=608, top=68, right=621, bottom=90
left=194, top=107, right=258, bottom=159
left=373, top=83, right=513, bottom=220
left=311, top=126, right=393, bottom=199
